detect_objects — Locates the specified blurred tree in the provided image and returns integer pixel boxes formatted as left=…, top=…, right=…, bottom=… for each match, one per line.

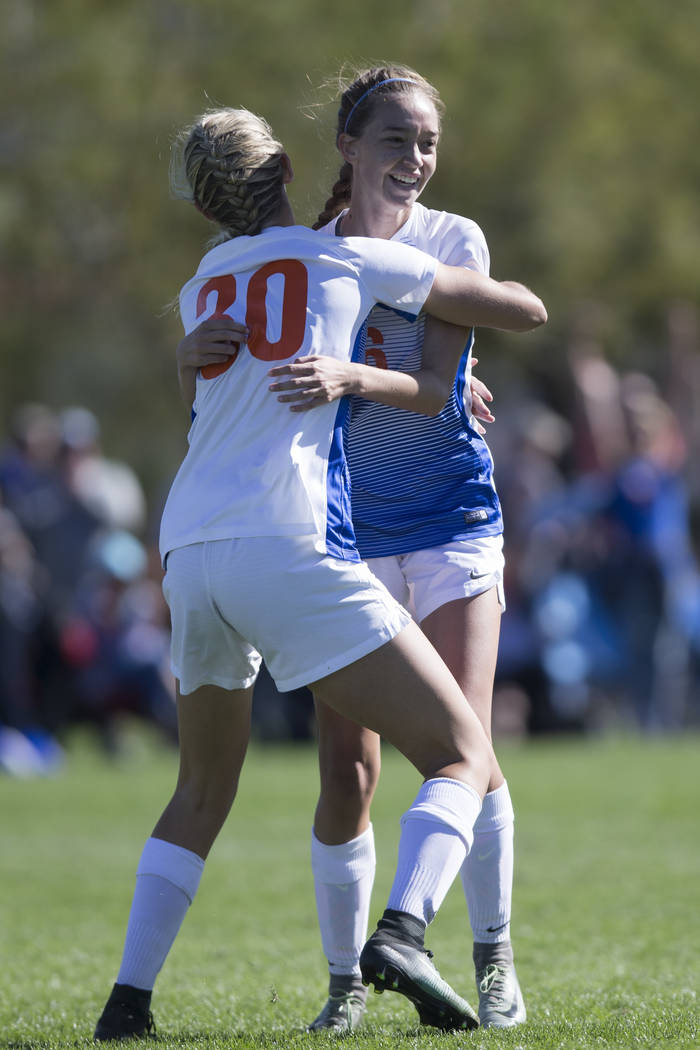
left=1, top=0, right=698, bottom=507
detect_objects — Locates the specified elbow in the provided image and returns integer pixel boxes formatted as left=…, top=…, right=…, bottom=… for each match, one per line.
left=421, top=382, right=452, bottom=416
left=519, top=298, right=547, bottom=331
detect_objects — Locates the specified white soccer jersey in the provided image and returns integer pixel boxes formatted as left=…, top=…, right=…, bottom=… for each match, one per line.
left=158, top=225, right=437, bottom=564
left=319, top=203, right=503, bottom=558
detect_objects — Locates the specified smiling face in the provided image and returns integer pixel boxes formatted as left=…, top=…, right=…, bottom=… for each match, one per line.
left=338, top=91, right=440, bottom=234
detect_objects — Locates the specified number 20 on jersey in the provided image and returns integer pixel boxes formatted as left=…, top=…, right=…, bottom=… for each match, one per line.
left=195, top=260, right=308, bottom=379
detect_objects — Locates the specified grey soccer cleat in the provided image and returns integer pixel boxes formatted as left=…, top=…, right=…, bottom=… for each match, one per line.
left=360, top=929, right=479, bottom=1032
left=307, top=989, right=367, bottom=1032
left=94, top=982, right=156, bottom=1041
left=473, top=942, right=526, bottom=1028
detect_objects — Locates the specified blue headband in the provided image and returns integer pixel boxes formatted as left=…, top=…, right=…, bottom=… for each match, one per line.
left=343, top=77, right=419, bottom=134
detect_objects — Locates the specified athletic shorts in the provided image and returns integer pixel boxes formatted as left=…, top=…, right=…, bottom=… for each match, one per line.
left=162, top=536, right=412, bottom=695
left=365, top=535, right=505, bottom=624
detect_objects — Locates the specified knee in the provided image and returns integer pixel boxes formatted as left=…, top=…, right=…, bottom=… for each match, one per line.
left=320, top=749, right=379, bottom=810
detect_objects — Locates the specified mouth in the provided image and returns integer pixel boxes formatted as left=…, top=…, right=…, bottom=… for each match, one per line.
left=389, top=173, right=421, bottom=188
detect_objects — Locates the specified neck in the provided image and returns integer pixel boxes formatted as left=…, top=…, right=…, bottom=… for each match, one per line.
left=261, top=193, right=296, bottom=230
left=339, top=199, right=412, bottom=240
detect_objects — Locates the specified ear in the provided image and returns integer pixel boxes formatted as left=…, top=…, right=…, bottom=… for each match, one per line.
left=337, top=133, right=358, bottom=165
left=280, top=152, right=294, bottom=184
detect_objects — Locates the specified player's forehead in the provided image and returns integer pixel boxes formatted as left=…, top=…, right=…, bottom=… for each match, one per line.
left=364, top=92, right=440, bottom=137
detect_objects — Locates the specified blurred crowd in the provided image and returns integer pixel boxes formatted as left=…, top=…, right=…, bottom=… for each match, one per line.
left=2, top=305, right=699, bottom=775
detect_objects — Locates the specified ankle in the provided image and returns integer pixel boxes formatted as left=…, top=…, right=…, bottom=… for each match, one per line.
left=328, top=973, right=367, bottom=1001
left=473, top=939, right=513, bottom=969
left=376, top=908, right=426, bottom=948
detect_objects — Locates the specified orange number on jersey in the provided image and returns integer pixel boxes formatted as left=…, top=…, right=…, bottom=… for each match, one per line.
left=195, top=262, right=309, bottom=377
left=196, top=275, right=240, bottom=379
left=365, top=327, right=388, bottom=370
left=247, top=259, right=308, bottom=362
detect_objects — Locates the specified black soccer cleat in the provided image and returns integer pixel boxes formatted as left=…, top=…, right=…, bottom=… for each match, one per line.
left=94, top=983, right=156, bottom=1041
left=360, top=923, right=479, bottom=1032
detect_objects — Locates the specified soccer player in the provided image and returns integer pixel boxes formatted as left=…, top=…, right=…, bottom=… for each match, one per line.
left=260, top=66, right=530, bottom=1032
left=93, top=106, right=545, bottom=1040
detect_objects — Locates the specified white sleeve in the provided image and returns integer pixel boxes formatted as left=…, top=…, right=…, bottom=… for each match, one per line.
left=346, top=238, right=438, bottom=315
left=431, top=215, right=490, bottom=276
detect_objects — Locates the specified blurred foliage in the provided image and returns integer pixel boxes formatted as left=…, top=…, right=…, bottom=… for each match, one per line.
left=1, top=0, right=698, bottom=511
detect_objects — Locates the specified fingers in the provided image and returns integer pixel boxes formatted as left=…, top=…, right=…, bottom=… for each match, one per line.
left=471, top=392, right=495, bottom=424
left=191, top=317, right=248, bottom=346
left=470, top=376, right=493, bottom=402
left=268, top=375, right=319, bottom=393
left=267, top=356, right=320, bottom=377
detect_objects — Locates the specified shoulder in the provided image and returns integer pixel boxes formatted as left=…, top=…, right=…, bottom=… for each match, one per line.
left=402, top=203, right=490, bottom=274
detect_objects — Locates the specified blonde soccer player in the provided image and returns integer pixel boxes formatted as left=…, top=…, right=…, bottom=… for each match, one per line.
left=94, top=106, right=544, bottom=1040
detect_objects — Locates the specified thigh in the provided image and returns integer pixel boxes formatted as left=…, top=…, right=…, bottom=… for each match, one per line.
left=174, top=682, right=254, bottom=792
left=420, top=587, right=502, bottom=740
left=311, top=620, right=491, bottom=793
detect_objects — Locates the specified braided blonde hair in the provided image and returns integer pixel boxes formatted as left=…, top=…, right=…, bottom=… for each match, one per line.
left=171, top=108, right=286, bottom=238
left=313, top=65, right=444, bottom=230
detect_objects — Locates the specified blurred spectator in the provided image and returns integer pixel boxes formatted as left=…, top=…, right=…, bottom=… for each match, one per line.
left=59, top=406, right=147, bottom=533
left=492, top=335, right=700, bottom=735
left=58, top=529, right=177, bottom=754
left=2, top=334, right=699, bottom=773
left=0, top=403, right=175, bottom=772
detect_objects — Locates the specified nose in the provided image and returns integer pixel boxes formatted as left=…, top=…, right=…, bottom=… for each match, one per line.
left=402, top=140, right=422, bottom=169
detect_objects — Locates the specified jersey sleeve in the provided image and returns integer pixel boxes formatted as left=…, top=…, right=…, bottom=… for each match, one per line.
left=432, top=214, right=490, bottom=276
left=344, top=237, right=438, bottom=316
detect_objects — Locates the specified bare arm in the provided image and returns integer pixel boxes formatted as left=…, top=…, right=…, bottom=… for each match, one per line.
left=425, top=266, right=547, bottom=331
left=268, top=316, right=470, bottom=417
left=269, top=317, right=496, bottom=423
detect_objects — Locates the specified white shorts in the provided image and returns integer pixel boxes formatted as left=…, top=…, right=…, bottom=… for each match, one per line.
left=365, top=535, right=505, bottom=623
left=162, top=536, right=412, bottom=695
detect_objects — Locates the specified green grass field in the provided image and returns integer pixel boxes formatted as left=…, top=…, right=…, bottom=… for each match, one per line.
left=1, top=728, right=698, bottom=1049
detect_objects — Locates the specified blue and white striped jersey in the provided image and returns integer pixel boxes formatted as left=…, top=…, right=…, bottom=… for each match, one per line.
left=319, top=203, right=504, bottom=558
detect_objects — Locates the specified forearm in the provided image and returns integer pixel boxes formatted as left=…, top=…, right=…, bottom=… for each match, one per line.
left=351, top=362, right=448, bottom=416
left=178, top=364, right=197, bottom=410
left=427, top=266, right=547, bottom=332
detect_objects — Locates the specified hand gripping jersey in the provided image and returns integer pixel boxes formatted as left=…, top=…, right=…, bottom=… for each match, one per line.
left=319, top=203, right=504, bottom=558
left=158, top=225, right=437, bottom=565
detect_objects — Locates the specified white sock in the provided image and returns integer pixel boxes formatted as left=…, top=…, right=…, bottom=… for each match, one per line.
left=311, top=825, right=376, bottom=977
left=116, top=837, right=205, bottom=989
left=387, top=778, right=482, bottom=926
left=460, top=781, right=514, bottom=943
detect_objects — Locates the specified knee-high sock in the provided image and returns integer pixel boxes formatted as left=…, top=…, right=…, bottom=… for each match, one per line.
left=387, top=778, right=482, bottom=926
left=460, top=781, right=514, bottom=943
left=311, top=825, right=375, bottom=976
left=116, top=837, right=205, bottom=990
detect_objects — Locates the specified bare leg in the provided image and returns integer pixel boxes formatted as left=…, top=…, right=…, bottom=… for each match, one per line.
left=153, top=683, right=254, bottom=857
left=312, top=619, right=492, bottom=795
left=420, top=588, right=503, bottom=790
left=313, top=702, right=380, bottom=844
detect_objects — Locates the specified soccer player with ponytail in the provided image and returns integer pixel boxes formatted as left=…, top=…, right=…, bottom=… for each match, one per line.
left=267, top=66, right=530, bottom=1032
left=93, top=106, right=545, bottom=1040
